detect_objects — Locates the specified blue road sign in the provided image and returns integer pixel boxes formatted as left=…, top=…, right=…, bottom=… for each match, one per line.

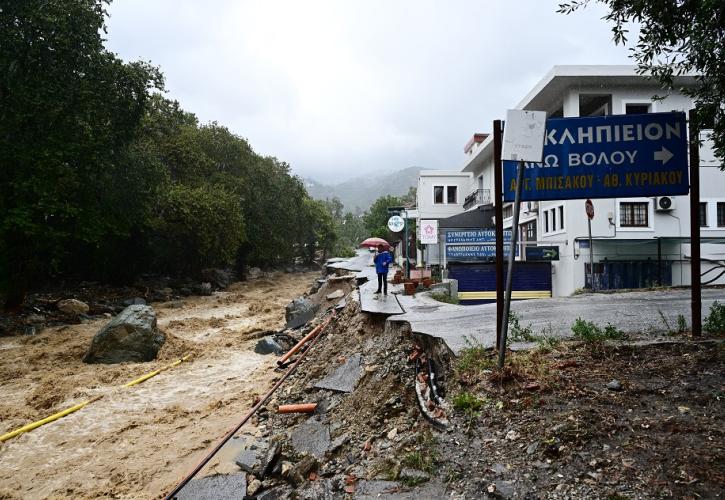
left=445, top=229, right=517, bottom=261
left=446, top=245, right=514, bottom=260
left=503, top=112, right=689, bottom=201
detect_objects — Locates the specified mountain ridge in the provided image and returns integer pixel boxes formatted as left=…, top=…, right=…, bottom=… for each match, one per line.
left=304, top=166, right=422, bottom=213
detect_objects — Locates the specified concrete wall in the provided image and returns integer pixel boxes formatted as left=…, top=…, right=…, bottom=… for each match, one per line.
left=416, top=171, right=472, bottom=220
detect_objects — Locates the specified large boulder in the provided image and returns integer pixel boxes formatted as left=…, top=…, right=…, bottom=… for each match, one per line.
left=57, top=298, right=89, bottom=315
left=83, top=305, right=165, bottom=364
left=284, top=297, right=317, bottom=329
left=201, top=268, right=233, bottom=290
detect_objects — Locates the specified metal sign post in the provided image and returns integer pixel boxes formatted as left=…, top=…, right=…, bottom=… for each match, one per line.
left=493, top=120, right=504, bottom=345
left=585, top=199, right=595, bottom=291
left=498, top=160, right=524, bottom=369
left=688, top=109, right=701, bottom=337
left=498, top=109, right=547, bottom=368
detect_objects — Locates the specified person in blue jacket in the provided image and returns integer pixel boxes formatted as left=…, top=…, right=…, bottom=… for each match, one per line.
left=373, top=243, right=393, bottom=295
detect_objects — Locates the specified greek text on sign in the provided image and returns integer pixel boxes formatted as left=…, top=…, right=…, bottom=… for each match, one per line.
left=420, top=220, right=438, bottom=244
left=503, top=112, right=688, bottom=201
left=445, top=229, right=512, bottom=244
left=446, top=245, right=514, bottom=260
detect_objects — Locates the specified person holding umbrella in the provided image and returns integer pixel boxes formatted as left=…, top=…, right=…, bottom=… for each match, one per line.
left=373, top=243, right=393, bottom=296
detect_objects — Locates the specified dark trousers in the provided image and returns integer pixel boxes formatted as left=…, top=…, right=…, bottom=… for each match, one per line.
left=376, top=273, right=388, bottom=294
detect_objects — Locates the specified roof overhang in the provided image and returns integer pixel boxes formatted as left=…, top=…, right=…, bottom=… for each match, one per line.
left=516, top=65, right=699, bottom=112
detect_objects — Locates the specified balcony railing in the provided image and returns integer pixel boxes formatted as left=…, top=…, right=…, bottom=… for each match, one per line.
left=463, top=189, right=492, bottom=210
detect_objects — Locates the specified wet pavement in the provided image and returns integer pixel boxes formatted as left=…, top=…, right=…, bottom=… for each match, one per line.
left=326, top=252, right=725, bottom=357
left=389, top=288, right=725, bottom=355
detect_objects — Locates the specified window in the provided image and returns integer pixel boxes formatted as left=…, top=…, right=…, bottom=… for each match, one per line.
left=543, top=205, right=564, bottom=234
left=434, top=186, right=444, bottom=204
left=523, top=220, right=537, bottom=241
left=718, top=202, right=725, bottom=227
left=625, top=103, right=650, bottom=115
left=503, top=205, right=513, bottom=219
left=700, top=202, right=708, bottom=227
left=447, top=186, right=458, bottom=204
left=620, top=202, right=649, bottom=227
left=434, top=185, right=457, bottom=204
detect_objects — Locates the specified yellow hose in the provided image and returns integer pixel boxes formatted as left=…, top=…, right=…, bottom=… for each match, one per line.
left=0, top=354, right=192, bottom=443
left=0, top=395, right=103, bottom=443
left=124, top=354, right=193, bottom=387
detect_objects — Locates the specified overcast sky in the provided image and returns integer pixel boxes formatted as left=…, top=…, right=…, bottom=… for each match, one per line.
left=105, top=0, right=635, bottom=184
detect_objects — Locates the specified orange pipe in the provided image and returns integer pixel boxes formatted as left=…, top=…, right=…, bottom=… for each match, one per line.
left=277, top=316, right=333, bottom=366
left=278, top=403, right=317, bottom=414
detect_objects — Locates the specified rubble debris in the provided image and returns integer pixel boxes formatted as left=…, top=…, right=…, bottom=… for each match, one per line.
left=290, top=418, right=331, bottom=458
left=326, top=289, right=345, bottom=300
left=255, top=337, right=284, bottom=355
left=234, top=438, right=265, bottom=474
left=314, top=353, right=363, bottom=393
left=606, top=379, right=623, bottom=391
left=83, top=305, right=164, bottom=364
left=176, top=473, right=247, bottom=500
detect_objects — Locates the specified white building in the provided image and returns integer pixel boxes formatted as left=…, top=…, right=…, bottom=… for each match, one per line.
left=417, top=65, right=725, bottom=298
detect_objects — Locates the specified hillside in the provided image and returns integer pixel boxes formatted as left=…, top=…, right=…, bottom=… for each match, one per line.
left=305, top=166, right=422, bottom=213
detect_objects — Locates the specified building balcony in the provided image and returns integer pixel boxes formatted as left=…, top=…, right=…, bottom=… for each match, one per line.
left=463, top=189, right=492, bottom=210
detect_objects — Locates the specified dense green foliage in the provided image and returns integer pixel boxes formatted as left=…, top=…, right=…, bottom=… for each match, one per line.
left=559, top=0, right=725, bottom=164
left=0, top=0, right=336, bottom=305
left=320, top=198, right=365, bottom=257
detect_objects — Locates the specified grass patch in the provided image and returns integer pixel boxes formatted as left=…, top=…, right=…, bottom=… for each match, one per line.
left=455, top=341, right=496, bottom=385
left=536, top=335, right=561, bottom=353
left=400, top=429, right=437, bottom=477
left=571, top=317, right=626, bottom=343
left=704, top=301, right=725, bottom=334
left=452, top=391, right=485, bottom=416
left=429, top=291, right=459, bottom=305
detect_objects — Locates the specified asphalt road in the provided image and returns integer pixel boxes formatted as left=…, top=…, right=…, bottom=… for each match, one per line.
left=390, top=288, right=725, bottom=355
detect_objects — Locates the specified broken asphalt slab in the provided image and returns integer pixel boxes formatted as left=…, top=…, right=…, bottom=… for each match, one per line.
left=314, top=353, right=363, bottom=393
left=388, top=288, right=725, bottom=356
left=290, top=418, right=331, bottom=459
left=358, top=281, right=404, bottom=315
left=176, top=473, right=247, bottom=500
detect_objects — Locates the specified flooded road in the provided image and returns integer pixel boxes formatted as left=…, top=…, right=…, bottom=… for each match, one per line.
left=0, top=272, right=317, bottom=499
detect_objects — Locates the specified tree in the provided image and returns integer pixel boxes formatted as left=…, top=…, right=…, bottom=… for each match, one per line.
left=0, top=0, right=163, bottom=307
left=363, top=195, right=404, bottom=239
left=558, top=0, right=725, bottom=163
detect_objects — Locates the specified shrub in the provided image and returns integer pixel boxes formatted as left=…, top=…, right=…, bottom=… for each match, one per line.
left=704, top=301, right=725, bottom=334
left=508, top=311, right=536, bottom=342
left=571, top=317, right=626, bottom=343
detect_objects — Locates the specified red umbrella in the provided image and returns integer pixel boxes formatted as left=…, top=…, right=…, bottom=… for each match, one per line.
left=359, top=237, right=391, bottom=249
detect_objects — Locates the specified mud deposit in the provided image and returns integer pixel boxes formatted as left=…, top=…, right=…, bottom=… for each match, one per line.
left=0, top=272, right=317, bottom=499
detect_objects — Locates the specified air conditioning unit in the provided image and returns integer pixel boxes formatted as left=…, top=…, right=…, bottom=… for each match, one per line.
left=655, top=196, right=675, bottom=211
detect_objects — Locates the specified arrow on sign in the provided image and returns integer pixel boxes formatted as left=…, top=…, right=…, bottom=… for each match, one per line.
left=654, top=146, right=674, bottom=165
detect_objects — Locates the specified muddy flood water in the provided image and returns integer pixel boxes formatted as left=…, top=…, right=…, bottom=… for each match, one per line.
left=0, top=272, right=317, bottom=499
